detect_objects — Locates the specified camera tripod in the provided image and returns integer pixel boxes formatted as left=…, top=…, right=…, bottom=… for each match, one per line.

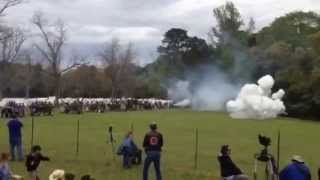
left=253, top=153, right=277, bottom=180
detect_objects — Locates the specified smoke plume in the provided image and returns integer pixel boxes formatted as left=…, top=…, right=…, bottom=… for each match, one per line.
left=226, top=75, right=286, bottom=119
left=168, top=66, right=241, bottom=111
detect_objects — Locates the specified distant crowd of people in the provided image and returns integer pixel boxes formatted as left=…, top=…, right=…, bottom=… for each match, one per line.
left=0, top=102, right=25, bottom=118
left=0, top=113, right=317, bottom=180
left=0, top=101, right=53, bottom=118
left=0, top=98, right=171, bottom=118
left=64, top=98, right=170, bottom=113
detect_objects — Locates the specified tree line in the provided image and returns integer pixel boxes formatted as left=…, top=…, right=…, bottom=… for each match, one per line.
left=1, top=1, right=320, bottom=118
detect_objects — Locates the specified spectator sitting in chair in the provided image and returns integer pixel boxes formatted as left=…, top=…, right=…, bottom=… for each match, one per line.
left=119, top=131, right=142, bottom=168
left=218, top=145, right=248, bottom=180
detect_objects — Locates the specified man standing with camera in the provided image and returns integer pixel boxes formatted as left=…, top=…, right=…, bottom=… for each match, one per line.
left=142, top=122, right=163, bottom=180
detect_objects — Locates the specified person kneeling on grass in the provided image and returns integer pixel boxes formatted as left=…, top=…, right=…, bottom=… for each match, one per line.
left=218, top=145, right=248, bottom=180
left=118, top=131, right=142, bottom=168
left=25, top=145, right=50, bottom=180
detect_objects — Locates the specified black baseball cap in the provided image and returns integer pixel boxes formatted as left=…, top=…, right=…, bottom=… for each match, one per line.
left=150, top=122, right=157, bottom=130
left=31, top=145, right=42, bottom=152
left=221, top=145, right=230, bottom=154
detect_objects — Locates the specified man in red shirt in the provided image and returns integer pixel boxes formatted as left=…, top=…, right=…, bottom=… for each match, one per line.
left=142, top=122, right=163, bottom=180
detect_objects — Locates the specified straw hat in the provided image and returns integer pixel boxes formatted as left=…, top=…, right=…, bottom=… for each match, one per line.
left=11, top=174, right=23, bottom=180
left=49, top=169, right=65, bottom=180
left=292, top=155, right=304, bottom=163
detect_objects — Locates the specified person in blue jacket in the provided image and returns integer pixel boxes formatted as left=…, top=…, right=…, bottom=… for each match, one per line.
left=280, top=155, right=311, bottom=180
left=7, top=113, right=24, bottom=161
left=121, top=131, right=142, bottom=168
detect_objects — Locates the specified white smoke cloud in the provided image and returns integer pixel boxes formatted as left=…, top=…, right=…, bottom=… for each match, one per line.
left=168, top=81, right=191, bottom=104
left=173, top=98, right=191, bottom=107
left=168, top=67, right=241, bottom=111
left=226, top=75, right=286, bottom=119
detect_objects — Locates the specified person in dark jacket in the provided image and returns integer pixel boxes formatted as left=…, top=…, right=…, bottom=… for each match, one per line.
left=121, top=131, right=142, bottom=168
left=142, top=122, right=163, bottom=180
left=7, top=113, right=24, bottom=161
left=218, top=145, right=248, bottom=180
left=25, top=145, right=50, bottom=180
left=279, top=155, right=311, bottom=180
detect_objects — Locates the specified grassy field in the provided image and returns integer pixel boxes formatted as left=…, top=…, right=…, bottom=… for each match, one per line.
left=0, top=110, right=319, bottom=180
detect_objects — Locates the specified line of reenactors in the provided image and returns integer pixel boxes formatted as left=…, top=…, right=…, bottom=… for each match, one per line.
left=1, top=102, right=25, bottom=118
left=0, top=101, right=54, bottom=118
left=65, top=98, right=171, bottom=114
left=0, top=98, right=171, bottom=118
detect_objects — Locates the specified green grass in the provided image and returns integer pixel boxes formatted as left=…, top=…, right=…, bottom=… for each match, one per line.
left=1, top=110, right=319, bottom=180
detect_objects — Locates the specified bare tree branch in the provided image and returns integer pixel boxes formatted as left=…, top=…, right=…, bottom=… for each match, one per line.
left=99, top=38, right=136, bottom=98
left=32, top=12, right=85, bottom=104
left=32, top=12, right=56, bottom=60
left=0, top=27, right=25, bottom=63
left=61, top=63, right=80, bottom=74
left=0, top=0, right=23, bottom=16
left=34, top=44, right=53, bottom=63
left=61, top=55, right=88, bottom=74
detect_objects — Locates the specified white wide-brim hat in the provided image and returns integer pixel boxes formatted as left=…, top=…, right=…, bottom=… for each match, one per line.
left=49, top=169, right=65, bottom=180
left=292, top=155, right=304, bottom=163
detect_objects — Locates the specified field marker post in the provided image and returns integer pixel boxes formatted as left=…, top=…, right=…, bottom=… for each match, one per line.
left=76, top=118, right=80, bottom=156
left=31, top=116, right=34, bottom=148
left=276, top=130, right=281, bottom=180
left=194, top=128, right=199, bottom=169
left=108, top=125, right=116, bottom=160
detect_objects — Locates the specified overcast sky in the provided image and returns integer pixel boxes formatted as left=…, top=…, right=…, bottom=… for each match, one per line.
left=5, top=0, right=320, bottom=65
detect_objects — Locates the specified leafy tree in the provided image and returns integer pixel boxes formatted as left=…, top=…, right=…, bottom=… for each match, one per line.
left=310, top=31, right=320, bottom=55
left=156, top=28, right=213, bottom=79
left=62, top=65, right=108, bottom=97
left=258, top=11, right=320, bottom=48
left=211, top=1, right=244, bottom=46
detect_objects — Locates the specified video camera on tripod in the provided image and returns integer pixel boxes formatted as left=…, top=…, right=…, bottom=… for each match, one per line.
left=254, top=134, right=278, bottom=180
left=256, top=135, right=272, bottom=162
